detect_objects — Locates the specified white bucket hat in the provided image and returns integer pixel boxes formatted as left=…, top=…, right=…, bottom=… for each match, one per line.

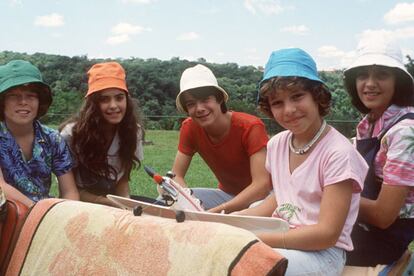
left=176, top=64, right=229, bottom=113
left=344, top=35, right=413, bottom=82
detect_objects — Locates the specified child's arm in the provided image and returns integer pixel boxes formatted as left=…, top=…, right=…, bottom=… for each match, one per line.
left=233, top=192, right=276, bottom=217
left=0, top=182, right=34, bottom=207
left=57, top=171, right=80, bottom=201
left=171, top=151, right=193, bottom=188
left=359, top=185, right=408, bottom=229
left=78, top=189, right=119, bottom=207
left=115, top=174, right=130, bottom=198
left=257, top=179, right=353, bottom=250
left=209, top=148, right=271, bottom=213
left=0, top=169, right=34, bottom=207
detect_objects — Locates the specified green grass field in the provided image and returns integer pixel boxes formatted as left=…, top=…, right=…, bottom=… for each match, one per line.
left=51, top=130, right=217, bottom=198
left=131, top=130, right=217, bottom=197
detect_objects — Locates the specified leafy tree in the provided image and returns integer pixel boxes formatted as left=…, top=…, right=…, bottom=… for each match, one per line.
left=0, top=50, right=365, bottom=135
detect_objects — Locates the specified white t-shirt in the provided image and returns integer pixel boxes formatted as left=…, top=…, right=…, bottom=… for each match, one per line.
left=60, top=122, right=143, bottom=183
left=266, top=127, right=368, bottom=251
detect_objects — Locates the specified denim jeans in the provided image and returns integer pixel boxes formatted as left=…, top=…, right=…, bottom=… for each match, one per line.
left=191, top=188, right=234, bottom=210
left=274, top=247, right=346, bottom=275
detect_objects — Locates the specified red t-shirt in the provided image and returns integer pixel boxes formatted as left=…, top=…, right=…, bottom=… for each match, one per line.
left=178, top=112, right=268, bottom=195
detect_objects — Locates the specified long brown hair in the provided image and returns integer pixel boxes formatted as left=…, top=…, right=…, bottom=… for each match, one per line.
left=61, top=92, right=142, bottom=180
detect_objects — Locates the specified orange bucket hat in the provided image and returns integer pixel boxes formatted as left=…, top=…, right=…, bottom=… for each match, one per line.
left=86, top=62, right=128, bottom=97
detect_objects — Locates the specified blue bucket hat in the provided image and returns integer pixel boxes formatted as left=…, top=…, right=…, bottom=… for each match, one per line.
left=259, top=48, right=324, bottom=88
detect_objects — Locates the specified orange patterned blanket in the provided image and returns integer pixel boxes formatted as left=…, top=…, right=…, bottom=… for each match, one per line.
left=6, top=199, right=287, bottom=275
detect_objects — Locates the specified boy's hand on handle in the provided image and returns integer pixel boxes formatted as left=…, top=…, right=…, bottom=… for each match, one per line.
left=208, top=202, right=227, bottom=213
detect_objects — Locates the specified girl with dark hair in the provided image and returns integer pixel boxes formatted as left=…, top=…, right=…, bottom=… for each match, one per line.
left=60, top=62, right=144, bottom=207
left=344, top=35, right=414, bottom=267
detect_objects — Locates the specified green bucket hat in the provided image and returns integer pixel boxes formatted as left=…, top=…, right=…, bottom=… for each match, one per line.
left=0, top=60, right=52, bottom=117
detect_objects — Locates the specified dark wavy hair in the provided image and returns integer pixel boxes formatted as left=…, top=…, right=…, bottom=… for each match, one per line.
left=344, top=66, right=414, bottom=114
left=60, top=92, right=142, bottom=180
left=258, top=76, right=331, bottom=118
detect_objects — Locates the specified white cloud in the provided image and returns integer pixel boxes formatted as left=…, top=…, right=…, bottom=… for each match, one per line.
left=106, top=22, right=151, bottom=45
left=394, top=26, right=414, bottom=38
left=244, top=0, right=288, bottom=15
left=317, top=45, right=345, bottom=58
left=384, top=2, right=414, bottom=24
left=316, top=45, right=355, bottom=70
left=121, top=0, right=157, bottom=4
left=244, top=48, right=261, bottom=62
left=358, top=29, right=394, bottom=43
left=34, top=13, right=64, bottom=27
left=280, top=25, right=309, bottom=35
left=339, top=51, right=358, bottom=69
left=176, top=32, right=200, bottom=41
left=107, top=34, right=130, bottom=45
left=358, top=27, right=414, bottom=42
left=111, top=22, right=150, bottom=35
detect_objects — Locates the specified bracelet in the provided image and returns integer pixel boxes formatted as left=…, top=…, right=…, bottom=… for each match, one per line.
left=282, top=233, right=287, bottom=249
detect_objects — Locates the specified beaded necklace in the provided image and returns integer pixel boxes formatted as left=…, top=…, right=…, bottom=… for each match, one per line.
left=289, top=120, right=327, bottom=155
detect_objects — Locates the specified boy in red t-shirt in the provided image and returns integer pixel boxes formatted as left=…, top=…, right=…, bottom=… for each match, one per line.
left=172, top=64, right=271, bottom=212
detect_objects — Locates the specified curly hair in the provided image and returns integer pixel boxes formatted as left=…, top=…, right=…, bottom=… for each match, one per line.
left=61, top=92, right=142, bottom=181
left=343, top=66, right=414, bottom=114
left=258, top=76, right=331, bottom=118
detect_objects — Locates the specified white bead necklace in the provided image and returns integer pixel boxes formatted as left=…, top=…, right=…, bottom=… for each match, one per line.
left=289, top=120, right=327, bottom=155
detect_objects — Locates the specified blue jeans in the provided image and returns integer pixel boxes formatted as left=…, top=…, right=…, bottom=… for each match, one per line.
left=191, top=188, right=234, bottom=210
left=274, top=247, right=346, bottom=275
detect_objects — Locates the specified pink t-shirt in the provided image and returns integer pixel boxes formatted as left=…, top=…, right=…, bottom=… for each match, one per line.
left=266, top=127, right=368, bottom=251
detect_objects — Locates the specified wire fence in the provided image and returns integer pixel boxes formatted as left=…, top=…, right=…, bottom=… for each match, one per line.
left=44, top=113, right=359, bottom=138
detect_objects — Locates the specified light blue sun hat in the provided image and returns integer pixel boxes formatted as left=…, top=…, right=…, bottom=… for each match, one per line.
left=259, top=48, right=325, bottom=88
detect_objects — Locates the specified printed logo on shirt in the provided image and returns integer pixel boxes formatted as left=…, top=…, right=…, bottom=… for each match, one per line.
left=275, top=203, right=301, bottom=223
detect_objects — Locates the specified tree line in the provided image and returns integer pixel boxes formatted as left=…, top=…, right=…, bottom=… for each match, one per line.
left=1, top=50, right=413, bottom=136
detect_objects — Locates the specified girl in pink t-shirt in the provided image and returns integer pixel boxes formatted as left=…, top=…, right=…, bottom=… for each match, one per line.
left=238, top=48, right=368, bottom=275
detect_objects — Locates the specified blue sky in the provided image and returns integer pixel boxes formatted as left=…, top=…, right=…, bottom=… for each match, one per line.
left=1, top=0, right=414, bottom=70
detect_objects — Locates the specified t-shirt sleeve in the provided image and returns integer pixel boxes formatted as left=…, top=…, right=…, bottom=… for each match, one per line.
left=321, top=143, right=367, bottom=193
left=382, top=123, right=414, bottom=187
left=177, top=120, right=196, bottom=156
left=51, top=132, right=74, bottom=176
left=242, top=123, right=269, bottom=156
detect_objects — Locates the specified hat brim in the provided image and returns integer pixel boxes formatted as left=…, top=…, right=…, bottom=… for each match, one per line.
left=0, top=75, right=50, bottom=95
left=260, top=64, right=325, bottom=88
left=345, top=53, right=414, bottom=81
left=176, top=85, right=229, bottom=113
